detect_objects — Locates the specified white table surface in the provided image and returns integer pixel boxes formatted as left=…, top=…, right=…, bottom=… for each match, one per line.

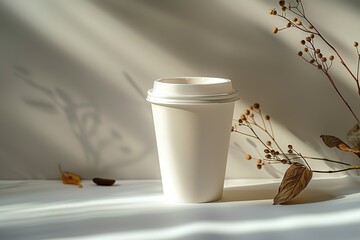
left=1, top=177, right=360, bottom=240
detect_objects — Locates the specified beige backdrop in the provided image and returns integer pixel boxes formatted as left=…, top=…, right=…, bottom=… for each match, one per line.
left=0, top=0, right=359, bottom=179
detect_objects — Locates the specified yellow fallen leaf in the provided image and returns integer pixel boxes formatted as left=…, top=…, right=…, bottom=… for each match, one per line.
left=59, top=164, right=83, bottom=188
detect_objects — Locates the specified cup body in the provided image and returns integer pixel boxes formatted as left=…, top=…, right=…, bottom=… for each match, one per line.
left=147, top=77, right=239, bottom=203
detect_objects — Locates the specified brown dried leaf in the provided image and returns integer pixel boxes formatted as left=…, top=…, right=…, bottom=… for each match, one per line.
left=347, top=124, right=360, bottom=151
left=320, top=135, right=348, bottom=148
left=338, top=144, right=360, bottom=153
left=321, top=135, right=360, bottom=157
left=273, top=163, right=312, bottom=205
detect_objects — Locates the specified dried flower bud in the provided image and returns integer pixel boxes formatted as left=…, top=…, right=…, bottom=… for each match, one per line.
left=238, top=119, right=243, bottom=124
left=286, top=22, right=291, bottom=28
left=265, top=154, right=272, bottom=159
left=250, top=113, right=254, bottom=118
left=253, top=103, right=260, bottom=109
left=275, top=151, right=280, bottom=155
left=304, top=47, right=308, bottom=52
left=256, top=159, right=262, bottom=164
left=288, top=149, right=293, bottom=154
left=281, top=159, right=288, bottom=164
left=268, top=9, right=276, bottom=15
left=298, top=51, right=303, bottom=56
left=264, top=149, right=270, bottom=154
left=265, top=115, right=270, bottom=120
left=309, top=24, right=314, bottom=29
left=306, top=37, right=311, bottom=42
left=295, top=20, right=302, bottom=25
left=241, top=114, right=247, bottom=121
left=310, top=34, right=315, bottom=39
left=355, top=42, right=359, bottom=47
left=250, top=106, right=254, bottom=110
left=292, top=18, right=298, bottom=22
left=279, top=0, right=285, bottom=6
left=273, top=27, right=279, bottom=34
left=329, top=55, right=334, bottom=61
left=282, top=6, right=287, bottom=11
left=245, top=109, right=250, bottom=115
left=257, top=164, right=262, bottom=170
left=317, top=53, right=323, bottom=58
left=288, top=144, right=293, bottom=149
left=317, top=64, right=322, bottom=69
left=245, top=154, right=252, bottom=160
left=231, top=126, right=234, bottom=132
left=301, top=40, right=306, bottom=45
left=266, top=141, right=272, bottom=146
left=321, top=57, right=327, bottom=62
left=315, top=49, right=321, bottom=54
left=310, top=59, right=315, bottom=64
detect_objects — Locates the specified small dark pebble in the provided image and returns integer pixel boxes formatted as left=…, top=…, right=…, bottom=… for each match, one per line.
left=93, top=178, right=116, bottom=186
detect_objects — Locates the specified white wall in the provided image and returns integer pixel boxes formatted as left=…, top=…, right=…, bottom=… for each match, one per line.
left=0, top=0, right=359, bottom=179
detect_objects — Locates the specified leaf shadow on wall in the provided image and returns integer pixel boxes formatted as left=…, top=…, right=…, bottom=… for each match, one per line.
left=14, top=65, right=142, bottom=176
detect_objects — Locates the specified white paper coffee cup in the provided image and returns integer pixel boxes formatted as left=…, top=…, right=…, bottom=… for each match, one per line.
left=147, top=77, right=239, bottom=203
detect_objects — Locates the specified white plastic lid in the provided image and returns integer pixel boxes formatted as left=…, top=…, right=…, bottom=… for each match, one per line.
left=147, top=77, right=240, bottom=104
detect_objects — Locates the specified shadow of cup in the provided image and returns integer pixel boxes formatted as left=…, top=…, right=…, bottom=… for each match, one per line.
left=219, top=181, right=340, bottom=204
left=219, top=183, right=277, bottom=202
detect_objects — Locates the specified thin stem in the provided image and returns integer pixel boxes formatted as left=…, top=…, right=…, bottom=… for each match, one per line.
left=288, top=6, right=304, bottom=18
left=321, top=60, right=327, bottom=71
left=292, top=149, right=311, bottom=169
left=301, top=155, right=311, bottom=170
left=328, top=60, right=333, bottom=69
left=324, top=72, right=360, bottom=125
left=324, top=61, right=329, bottom=71
left=301, top=56, right=320, bottom=70
left=299, top=1, right=305, bottom=16
left=302, top=156, right=352, bottom=166
left=258, top=110, right=267, bottom=131
left=309, top=41, right=318, bottom=62
left=356, top=47, right=360, bottom=83
left=277, top=14, right=316, bottom=35
left=233, top=129, right=257, bottom=139
left=269, top=119, right=275, bottom=138
left=246, top=123, right=285, bottom=162
left=247, top=123, right=270, bottom=150
left=312, top=166, right=360, bottom=174
left=265, top=160, right=282, bottom=165
left=252, top=122, right=290, bottom=161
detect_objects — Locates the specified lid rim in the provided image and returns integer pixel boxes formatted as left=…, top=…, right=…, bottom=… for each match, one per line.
left=147, top=90, right=240, bottom=105
left=147, top=77, right=239, bottom=105
left=155, top=77, right=231, bottom=85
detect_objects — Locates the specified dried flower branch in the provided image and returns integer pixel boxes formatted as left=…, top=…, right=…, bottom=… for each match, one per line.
left=270, top=0, right=360, bottom=125
left=264, top=1, right=360, bottom=204
left=232, top=103, right=360, bottom=204
left=232, top=0, right=360, bottom=205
